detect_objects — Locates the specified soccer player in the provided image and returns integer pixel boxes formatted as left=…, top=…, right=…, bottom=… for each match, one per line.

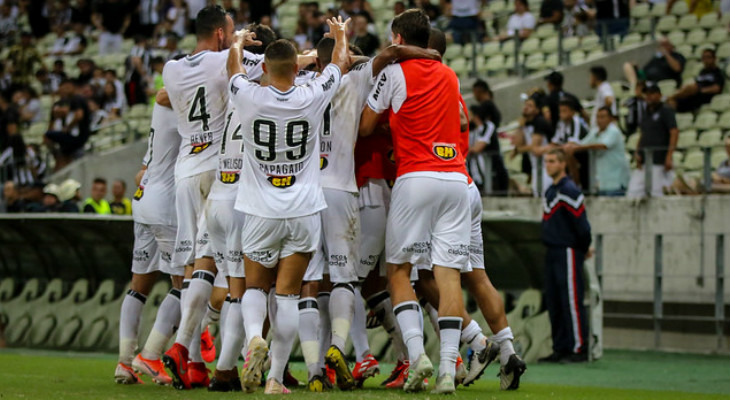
left=359, top=9, right=471, bottom=394
left=115, top=89, right=182, bottom=386
left=226, top=17, right=349, bottom=394
left=161, top=6, right=260, bottom=390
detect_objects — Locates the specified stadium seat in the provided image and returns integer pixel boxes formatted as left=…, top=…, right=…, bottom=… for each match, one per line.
left=481, top=41, right=500, bottom=57
left=677, top=130, right=698, bottom=149
left=506, top=289, right=542, bottom=332
left=676, top=113, right=694, bottom=131
left=500, top=39, right=516, bottom=55
left=443, top=44, right=462, bottom=60
left=462, top=43, right=478, bottom=59
left=449, top=57, right=468, bottom=77
left=541, top=36, right=559, bottom=53
left=650, top=3, right=667, bottom=17
left=666, top=30, right=685, bottom=46
left=699, top=12, right=720, bottom=28
left=716, top=42, right=730, bottom=59
left=586, top=49, right=604, bottom=61
left=524, top=52, right=545, bottom=71
left=694, top=111, right=718, bottom=131
left=626, top=133, right=640, bottom=151
left=633, top=17, right=653, bottom=34
left=519, top=38, right=540, bottom=55
left=631, top=3, right=650, bottom=19
left=682, top=150, right=705, bottom=171
left=485, top=54, right=506, bottom=73
left=655, top=16, right=677, bottom=33
left=677, top=14, right=698, bottom=31
left=569, top=50, right=586, bottom=64
left=685, top=29, right=707, bottom=47
left=128, top=103, right=150, bottom=119
left=562, top=36, right=580, bottom=52
left=670, top=0, right=689, bottom=16
left=534, top=24, right=555, bottom=39
left=708, top=94, right=730, bottom=113
left=698, top=129, right=723, bottom=148
left=580, top=35, right=601, bottom=50
left=522, top=311, right=553, bottom=363
left=707, top=27, right=728, bottom=45
left=621, top=32, right=643, bottom=47
left=712, top=150, right=727, bottom=168
left=715, top=111, right=730, bottom=130
left=657, top=79, right=677, bottom=97
left=543, top=53, right=559, bottom=69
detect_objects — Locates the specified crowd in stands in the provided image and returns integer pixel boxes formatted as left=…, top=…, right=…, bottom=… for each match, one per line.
left=1, top=0, right=730, bottom=209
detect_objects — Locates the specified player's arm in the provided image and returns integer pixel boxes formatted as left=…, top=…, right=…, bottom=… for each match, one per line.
left=228, top=29, right=262, bottom=79
left=459, top=102, right=469, bottom=133
left=326, top=16, right=351, bottom=74
left=359, top=107, right=381, bottom=137
left=135, top=167, right=147, bottom=187
left=155, top=88, right=171, bottom=108
left=369, top=45, right=441, bottom=77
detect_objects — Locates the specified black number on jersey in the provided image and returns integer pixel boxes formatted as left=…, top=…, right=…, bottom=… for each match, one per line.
left=221, top=112, right=243, bottom=155
left=188, top=86, right=211, bottom=131
left=322, top=103, right=332, bottom=136
left=146, top=127, right=155, bottom=166
left=252, top=119, right=310, bottom=162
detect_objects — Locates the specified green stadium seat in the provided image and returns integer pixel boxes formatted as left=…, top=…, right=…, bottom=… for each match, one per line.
left=715, top=110, right=730, bottom=130
left=519, top=38, right=540, bottom=55
left=677, top=129, right=698, bottom=149
left=562, top=36, right=580, bottom=52
left=694, top=111, right=718, bottom=131
left=699, top=12, right=720, bottom=29
left=586, top=48, right=604, bottom=61
left=651, top=3, right=667, bottom=17
left=677, top=14, right=698, bottom=31
left=683, top=150, right=705, bottom=170
left=543, top=53, right=559, bottom=69
left=666, top=30, right=685, bottom=46
left=621, top=32, right=643, bottom=47
left=655, top=16, right=677, bottom=33
left=570, top=49, right=586, bottom=64
left=685, top=29, right=707, bottom=46
left=580, top=35, right=601, bottom=50
left=481, top=41, right=500, bottom=57
left=698, top=129, right=723, bottom=148
left=633, top=17, right=653, bottom=34
left=676, top=113, right=694, bottom=131
left=500, top=39, right=516, bottom=55
left=475, top=56, right=488, bottom=73
left=128, top=103, right=150, bottom=120
left=541, top=36, right=559, bottom=53
left=657, top=79, right=677, bottom=97
left=712, top=149, right=728, bottom=168
left=670, top=0, right=689, bottom=16
left=443, top=44, right=463, bottom=60
left=485, top=54, right=506, bottom=73
left=708, top=94, right=730, bottom=113
left=673, top=151, right=684, bottom=169
left=706, top=27, right=728, bottom=45
left=717, top=42, right=730, bottom=59
left=522, top=311, right=553, bottom=363
left=449, top=57, right=468, bottom=77
left=462, top=43, right=478, bottom=59
left=534, top=24, right=555, bottom=39
left=631, top=3, right=650, bottom=19
left=524, top=52, right=545, bottom=71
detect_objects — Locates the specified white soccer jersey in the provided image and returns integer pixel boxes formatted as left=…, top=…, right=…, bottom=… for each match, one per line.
left=208, top=101, right=244, bottom=201
left=321, top=60, right=374, bottom=193
left=229, top=63, right=342, bottom=218
left=163, top=49, right=263, bottom=181
left=133, top=104, right=181, bottom=226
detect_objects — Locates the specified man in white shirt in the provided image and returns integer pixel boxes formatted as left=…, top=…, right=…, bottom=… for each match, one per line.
left=226, top=17, right=350, bottom=395
left=589, top=66, right=616, bottom=128
left=501, top=0, right=536, bottom=40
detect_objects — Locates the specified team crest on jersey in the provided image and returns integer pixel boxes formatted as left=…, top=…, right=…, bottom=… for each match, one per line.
left=268, top=175, right=296, bottom=188
left=219, top=171, right=240, bottom=184
left=190, top=142, right=211, bottom=154
left=133, top=186, right=144, bottom=200
left=320, top=156, right=329, bottom=170
left=432, top=143, right=457, bottom=160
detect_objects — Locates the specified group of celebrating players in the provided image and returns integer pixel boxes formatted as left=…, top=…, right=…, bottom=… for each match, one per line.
left=114, top=4, right=526, bottom=395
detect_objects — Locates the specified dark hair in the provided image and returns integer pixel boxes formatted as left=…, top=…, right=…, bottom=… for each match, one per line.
left=264, top=39, right=298, bottom=76
left=54, top=59, right=64, bottom=66
left=316, top=37, right=335, bottom=66
left=391, top=9, right=430, bottom=48
left=151, top=56, right=165, bottom=65
left=516, top=0, right=529, bottom=9
left=246, top=23, right=278, bottom=55
left=349, top=43, right=364, bottom=56
left=590, top=66, right=607, bottom=82
left=195, top=5, right=229, bottom=38
left=702, top=48, right=716, bottom=58
left=558, top=99, right=577, bottom=111
left=473, top=79, right=492, bottom=94
left=546, top=147, right=566, bottom=161
left=545, top=71, right=563, bottom=87
left=93, top=178, right=107, bottom=185
left=597, top=106, right=614, bottom=117
left=428, top=28, right=447, bottom=57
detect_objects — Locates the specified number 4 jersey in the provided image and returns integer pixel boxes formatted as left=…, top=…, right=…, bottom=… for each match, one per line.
left=229, top=63, right=342, bottom=218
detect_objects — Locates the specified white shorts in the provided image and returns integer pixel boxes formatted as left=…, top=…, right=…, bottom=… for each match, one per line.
left=468, top=183, right=485, bottom=271
left=626, top=165, right=675, bottom=198
left=132, top=222, right=182, bottom=276
left=214, top=271, right=228, bottom=289
left=206, top=198, right=246, bottom=278
left=173, top=171, right=214, bottom=268
left=242, top=214, right=321, bottom=269
left=357, top=179, right=391, bottom=278
left=386, top=175, right=470, bottom=270
left=302, top=189, right=360, bottom=283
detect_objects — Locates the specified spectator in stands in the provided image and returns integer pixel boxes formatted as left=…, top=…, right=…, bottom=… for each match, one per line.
left=101, top=81, right=123, bottom=119
left=58, top=178, right=81, bottom=212
left=76, top=58, right=95, bottom=85
left=7, top=31, right=44, bottom=86
left=667, top=0, right=713, bottom=18
left=352, top=12, right=379, bottom=56
left=550, top=99, right=590, bottom=188
left=590, top=0, right=629, bottom=37
left=0, top=91, right=20, bottom=153
left=561, top=0, right=593, bottom=37
left=543, top=71, right=584, bottom=130
left=565, top=107, right=630, bottom=195
left=0, top=62, right=11, bottom=92
left=624, top=80, right=647, bottom=135
left=137, top=0, right=161, bottom=38
left=538, top=0, right=564, bottom=26
left=623, top=37, right=685, bottom=90
left=469, top=103, right=510, bottom=194
left=35, top=69, right=54, bottom=95
left=40, top=183, right=62, bottom=212
left=166, top=0, right=187, bottom=37
left=667, top=48, right=724, bottom=113
left=92, top=0, right=131, bottom=55
left=472, top=79, right=502, bottom=128
left=305, top=10, right=327, bottom=50
left=627, top=83, right=678, bottom=198
left=2, top=181, right=24, bottom=212
left=499, top=0, right=536, bottom=41
left=711, top=137, right=730, bottom=193
left=162, top=33, right=183, bottom=60
left=110, top=179, right=132, bottom=215
left=589, top=66, right=615, bottom=128
left=187, top=0, right=207, bottom=32
left=0, top=2, right=17, bottom=47
left=513, top=97, right=553, bottom=196
left=446, top=0, right=486, bottom=44
left=126, top=36, right=152, bottom=106
left=71, top=0, right=92, bottom=26
left=13, top=86, right=42, bottom=124
left=243, top=0, right=274, bottom=23
left=83, top=177, right=111, bottom=214
left=44, top=79, right=91, bottom=171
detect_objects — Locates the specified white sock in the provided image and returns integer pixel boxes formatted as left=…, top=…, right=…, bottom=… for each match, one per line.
left=394, top=301, right=425, bottom=363
left=181, top=279, right=191, bottom=306
left=317, top=292, right=331, bottom=369
left=269, top=294, right=299, bottom=383
left=175, top=270, right=214, bottom=349
left=330, top=283, right=355, bottom=351
left=202, top=301, right=222, bottom=328
left=438, top=317, right=463, bottom=378
left=461, top=319, right=487, bottom=353
left=350, top=286, right=370, bottom=362
left=219, top=296, right=231, bottom=344
left=216, top=299, right=244, bottom=371
left=368, top=291, right=407, bottom=361
left=189, top=323, right=203, bottom=363
left=119, top=289, right=146, bottom=365
left=241, top=289, right=268, bottom=343
left=141, top=288, right=181, bottom=360
left=422, top=300, right=440, bottom=339
left=268, top=286, right=278, bottom=330
left=298, top=297, right=321, bottom=380
left=491, top=327, right=516, bottom=366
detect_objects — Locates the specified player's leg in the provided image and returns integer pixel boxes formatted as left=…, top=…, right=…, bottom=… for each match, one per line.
left=540, top=248, right=568, bottom=362
left=116, top=223, right=161, bottom=384
left=299, top=233, right=327, bottom=391
left=210, top=277, right=246, bottom=392
left=563, top=248, right=588, bottom=362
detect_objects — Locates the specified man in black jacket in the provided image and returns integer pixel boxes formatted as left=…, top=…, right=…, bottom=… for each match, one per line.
left=539, top=148, right=591, bottom=363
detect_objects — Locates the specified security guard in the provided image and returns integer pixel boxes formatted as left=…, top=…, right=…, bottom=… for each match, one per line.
left=539, top=148, right=591, bottom=363
left=83, top=178, right=112, bottom=214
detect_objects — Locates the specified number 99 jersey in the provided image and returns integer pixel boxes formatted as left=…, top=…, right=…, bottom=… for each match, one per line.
left=229, top=64, right=342, bottom=218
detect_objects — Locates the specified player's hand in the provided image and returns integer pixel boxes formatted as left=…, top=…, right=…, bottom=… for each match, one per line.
left=325, top=16, right=350, bottom=38
left=664, top=155, right=673, bottom=172
left=585, top=247, right=594, bottom=259
left=232, top=29, right=261, bottom=49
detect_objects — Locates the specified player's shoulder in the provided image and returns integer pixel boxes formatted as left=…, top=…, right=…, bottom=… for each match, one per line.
left=558, top=178, right=584, bottom=200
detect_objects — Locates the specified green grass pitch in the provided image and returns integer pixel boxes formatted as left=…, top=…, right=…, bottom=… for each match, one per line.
left=1, top=349, right=729, bottom=399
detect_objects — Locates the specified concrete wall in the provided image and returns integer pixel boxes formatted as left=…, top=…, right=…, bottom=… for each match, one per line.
left=484, top=195, right=730, bottom=304
left=488, top=41, right=657, bottom=123
left=51, top=141, right=147, bottom=199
